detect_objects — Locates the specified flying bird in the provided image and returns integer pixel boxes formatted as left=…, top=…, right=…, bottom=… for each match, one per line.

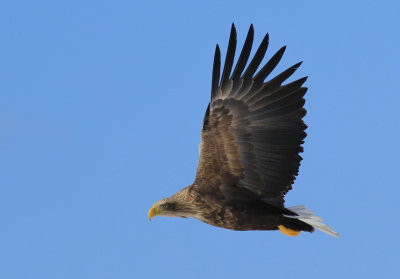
left=148, top=24, right=338, bottom=237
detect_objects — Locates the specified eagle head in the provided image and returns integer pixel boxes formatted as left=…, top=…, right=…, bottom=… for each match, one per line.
left=148, top=198, right=185, bottom=220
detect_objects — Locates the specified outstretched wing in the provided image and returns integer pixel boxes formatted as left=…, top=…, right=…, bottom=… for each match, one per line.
left=194, top=24, right=307, bottom=208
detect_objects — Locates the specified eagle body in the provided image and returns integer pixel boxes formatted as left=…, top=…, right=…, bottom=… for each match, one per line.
left=173, top=185, right=313, bottom=232
left=148, top=24, right=339, bottom=237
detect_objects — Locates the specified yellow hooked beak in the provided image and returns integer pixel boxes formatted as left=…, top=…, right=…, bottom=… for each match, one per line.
left=148, top=205, right=161, bottom=221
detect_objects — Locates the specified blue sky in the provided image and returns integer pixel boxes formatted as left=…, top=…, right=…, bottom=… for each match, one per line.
left=1, top=1, right=399, bottom=278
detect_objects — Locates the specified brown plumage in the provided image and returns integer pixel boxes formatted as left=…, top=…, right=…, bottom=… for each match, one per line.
left=148, top=24, right=338, bottom=237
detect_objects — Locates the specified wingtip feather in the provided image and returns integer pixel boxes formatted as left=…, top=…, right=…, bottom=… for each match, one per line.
left=211, top=44, right=221, bottom=98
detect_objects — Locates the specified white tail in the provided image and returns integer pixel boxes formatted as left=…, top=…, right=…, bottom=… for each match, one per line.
left=286, top=205, right=339, bottom=238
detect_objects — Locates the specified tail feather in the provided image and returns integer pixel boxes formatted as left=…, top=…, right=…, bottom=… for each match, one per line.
left=286, top=205, right=339, bottom=238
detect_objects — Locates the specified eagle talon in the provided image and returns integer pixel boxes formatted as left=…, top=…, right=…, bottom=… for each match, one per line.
left=278, top=225, right=301, bottom=237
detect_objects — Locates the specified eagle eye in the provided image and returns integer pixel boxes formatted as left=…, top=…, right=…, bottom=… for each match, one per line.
left=161, top=203, right=175, bottom=210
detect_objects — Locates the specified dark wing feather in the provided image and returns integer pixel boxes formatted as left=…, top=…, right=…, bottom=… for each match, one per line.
left=195, top=25, right=308, bottom=208
left=220, top=23, right=237, bottom=88
left=231, top=25, right=254, bottom=80
left=211, top=45, right=221, bottom=100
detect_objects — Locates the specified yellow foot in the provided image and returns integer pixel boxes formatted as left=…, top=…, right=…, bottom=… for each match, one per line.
left=278, top=225, right=301, bottom=237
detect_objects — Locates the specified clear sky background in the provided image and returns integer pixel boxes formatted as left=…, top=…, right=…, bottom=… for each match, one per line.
left=1, top=1, right=399, bottom=278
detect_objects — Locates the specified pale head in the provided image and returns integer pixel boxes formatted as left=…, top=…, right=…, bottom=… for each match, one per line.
left=148, top=188, right=197, bottom=220
left=148, top=198, right=179, bottom=220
